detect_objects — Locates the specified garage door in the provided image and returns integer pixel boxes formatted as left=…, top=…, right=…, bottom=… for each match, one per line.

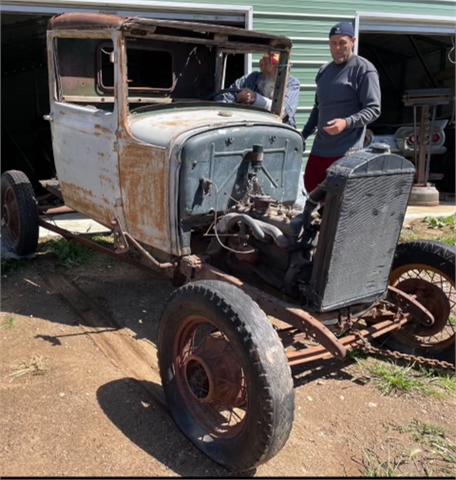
left=355, top=12, right=456, bottom=40
left=0, top=0, right=251, bottom=26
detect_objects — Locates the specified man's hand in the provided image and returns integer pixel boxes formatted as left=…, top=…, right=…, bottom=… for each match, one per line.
left=323, top=118, right=347, bottom=135
left=236, top=88, right=257, bottom=105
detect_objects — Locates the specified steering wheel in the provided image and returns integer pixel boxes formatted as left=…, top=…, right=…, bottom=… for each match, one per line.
left=205, top=88, right=242, bottom=101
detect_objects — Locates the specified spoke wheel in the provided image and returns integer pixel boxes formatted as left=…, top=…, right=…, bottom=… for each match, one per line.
left=158, top=280, right=294, bottom=471
left=174, top=316, right=248, bottom=439
left=386, top=241, right=455, bottom=362
left=1, top=170, right=39, bottom=256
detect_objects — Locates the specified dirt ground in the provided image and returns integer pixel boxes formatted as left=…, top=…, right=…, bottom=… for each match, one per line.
left=1, top=219, right=455, bottom=477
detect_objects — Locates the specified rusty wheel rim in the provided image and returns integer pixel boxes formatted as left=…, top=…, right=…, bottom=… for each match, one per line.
left=2, top=187, right=20, bottom=245
left=389, top=263, right=455, bottom=351
left=173, top=315, right=248, bottom=439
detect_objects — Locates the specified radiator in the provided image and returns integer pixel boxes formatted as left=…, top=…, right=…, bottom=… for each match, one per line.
left=308, top=149, right=415, bottom=312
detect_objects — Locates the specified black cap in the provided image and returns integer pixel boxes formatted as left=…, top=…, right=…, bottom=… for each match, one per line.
left=329, top=22, right=354, bottom=38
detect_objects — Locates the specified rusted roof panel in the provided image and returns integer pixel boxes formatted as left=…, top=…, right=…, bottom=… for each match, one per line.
left=48, top=12, right=127, bottom=30
left=47, top=12, right=292, bottom=50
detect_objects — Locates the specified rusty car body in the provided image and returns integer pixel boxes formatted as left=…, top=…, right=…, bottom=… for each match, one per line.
left=1, top=12, right=454, bottom=473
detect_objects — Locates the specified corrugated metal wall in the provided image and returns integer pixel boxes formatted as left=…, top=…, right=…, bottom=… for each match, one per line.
left=173, top=0, right=455, bottom=141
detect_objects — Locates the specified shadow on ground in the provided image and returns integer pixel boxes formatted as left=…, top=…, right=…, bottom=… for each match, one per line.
left=96, top=377, right=234, bottom=477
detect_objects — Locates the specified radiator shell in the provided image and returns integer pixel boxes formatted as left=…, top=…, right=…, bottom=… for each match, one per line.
left=308, top=150, right=415, bottom=312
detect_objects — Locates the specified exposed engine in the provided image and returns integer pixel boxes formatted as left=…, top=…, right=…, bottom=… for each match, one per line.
left=206, top=147, right=415, bottom=313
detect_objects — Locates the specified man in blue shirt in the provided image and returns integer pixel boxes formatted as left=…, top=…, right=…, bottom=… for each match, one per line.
left=301, top=22, right=381, bottom=193
left=217, top=53, right=300, bottom=128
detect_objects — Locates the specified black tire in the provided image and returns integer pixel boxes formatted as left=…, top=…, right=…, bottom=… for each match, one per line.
left=158, top=280, right=294, bottom=472
left=384, top=240, right=456, bottom=364
left=1, top=170, right=39, bottom=256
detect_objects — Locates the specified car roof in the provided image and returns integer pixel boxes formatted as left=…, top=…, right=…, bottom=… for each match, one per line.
left=48, top=13, right=292, bottom=51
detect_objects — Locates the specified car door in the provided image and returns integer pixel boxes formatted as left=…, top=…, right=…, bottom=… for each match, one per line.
left=48, top=35, right=125, bottom=228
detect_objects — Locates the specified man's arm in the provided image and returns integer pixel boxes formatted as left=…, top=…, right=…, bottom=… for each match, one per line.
left=216, top=73, right=254, bottom=103
left=301, top=93, right=319, bottom=139
left=344, top=70, right=381, bottom=128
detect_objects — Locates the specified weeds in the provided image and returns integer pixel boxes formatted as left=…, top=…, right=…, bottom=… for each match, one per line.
left=8, top=354, right=48, bottom=381
left=0, top=315, right=15, bottom=330
left=361, top=448, right=415, bottom=477
left=399, top=419, right=456, bottom=477
left=423, top=215, right=455, bottom=230
left=1, top=258, right=26, bottom=275
left=357, top=359, right=456, bottom=397
left=346, top=348, right=368, bottom=362
left=366, top=361, right=424, bottom=395
left=47, top=238, right=93, bottom=268
left=90, top=234, right=114, bottom=247
left=401, top=419, right=447, bottom=444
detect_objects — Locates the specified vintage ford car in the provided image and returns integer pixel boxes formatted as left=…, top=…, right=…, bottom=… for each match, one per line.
left=1, top=13, right=454, bottom=472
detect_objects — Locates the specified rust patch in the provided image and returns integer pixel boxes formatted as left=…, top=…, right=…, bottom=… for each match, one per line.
left=94, top=124, right=111, bottom=135
left=59, top=110, right=66, bottom=116
left=94, top=132, right=102, bottom=138
left=118, top=143, right=169, bottom=249
left=60, top=181, right=112, bottom=226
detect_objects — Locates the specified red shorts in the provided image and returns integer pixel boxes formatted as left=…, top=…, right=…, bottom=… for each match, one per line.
left=304, top=154, right=343, bottom=194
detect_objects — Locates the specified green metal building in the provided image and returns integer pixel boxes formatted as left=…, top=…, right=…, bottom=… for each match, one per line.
left=2, top=0, right=455, bottom=174
left=172, top=0, right=456, bottom=134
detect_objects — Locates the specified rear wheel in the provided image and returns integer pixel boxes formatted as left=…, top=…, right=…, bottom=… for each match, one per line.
left=158, top=280, right=294, bottom=472
left=1, top=170, right=39, bottom=256
left=384, top=241, right=455, bottom=364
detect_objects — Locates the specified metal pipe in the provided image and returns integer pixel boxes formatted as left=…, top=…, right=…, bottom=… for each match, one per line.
left=38, top=218, right=166, bottom=279
left=123, top=232, right=176, bottom=269
left=287, top=316, right=409, bottom=366
left=217, top=213, right=289, bottom=248
left=39, top=205, right=75, bottom=215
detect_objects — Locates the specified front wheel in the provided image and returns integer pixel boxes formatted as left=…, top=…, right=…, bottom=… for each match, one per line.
left=384, top=240, right=455, bottom=364
left=158, top=280, right=294, bottom=472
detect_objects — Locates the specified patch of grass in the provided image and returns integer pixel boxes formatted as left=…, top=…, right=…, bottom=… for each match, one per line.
left=90, top=234, right=114, bottom=247
left=398, top=419, right=456, bottom=477
left=357, top=359, right=456, bottom=397
left=47, top=238, right=93, bottom=268
left=402, top=419, right=447, bottom=445
left=1, top=258, right=26, bottom=274
left=346, top=348, right=368, bottom=362
left=8, top=354, right=48, bottom=381
left=361, top=448, right=413, bottom=477
left=367, top=361, right=425, bottom=395
left=0, top=315, right=15, bottom=330
left=423, top=215, right=455, bottom=230
left=432, top=439, right=456, bottom=474
left=399, top=231, right=422, bottom=243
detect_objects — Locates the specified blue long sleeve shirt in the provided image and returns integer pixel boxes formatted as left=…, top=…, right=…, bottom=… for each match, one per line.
left=302, top=55, right=381, bottom=157
left=218, top=71, right=300, bottom=128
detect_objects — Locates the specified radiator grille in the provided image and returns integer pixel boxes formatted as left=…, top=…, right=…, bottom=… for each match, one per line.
left=309, top=151, right=414, bottom=312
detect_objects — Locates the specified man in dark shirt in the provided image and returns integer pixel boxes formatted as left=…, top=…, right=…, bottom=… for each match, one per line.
left=301, top=22, right=381, bottom=193
left=217, top=53, right=300, bottom=128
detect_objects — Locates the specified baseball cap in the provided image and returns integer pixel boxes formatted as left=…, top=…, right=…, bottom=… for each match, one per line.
left=263, top=53, right=279, bottom=65
left=329, top=22, right=354, bottom=38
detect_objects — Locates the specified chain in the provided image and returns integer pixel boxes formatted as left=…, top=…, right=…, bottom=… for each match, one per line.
left=353, top=332, right=455, bottom=372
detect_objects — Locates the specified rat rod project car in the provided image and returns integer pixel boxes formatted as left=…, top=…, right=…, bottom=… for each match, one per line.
left=1, top=13, right=455, bottom=472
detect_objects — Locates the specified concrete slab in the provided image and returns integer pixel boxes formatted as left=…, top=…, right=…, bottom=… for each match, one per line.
left=39, top=213, right=110, bottom=239
left=403, top=202, right=456, bottom=225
